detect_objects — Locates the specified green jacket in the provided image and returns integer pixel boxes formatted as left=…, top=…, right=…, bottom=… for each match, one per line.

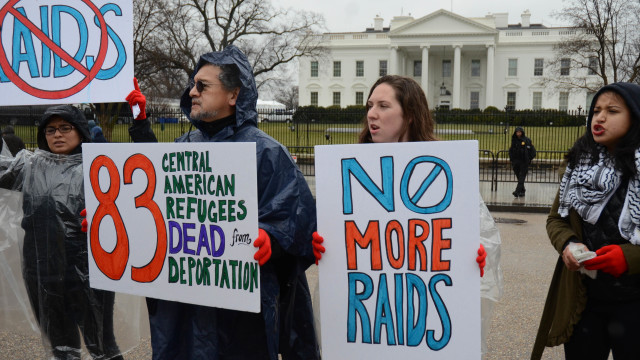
left=531, top=190, right=640, bottom=359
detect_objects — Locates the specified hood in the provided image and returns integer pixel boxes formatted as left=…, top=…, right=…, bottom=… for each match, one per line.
left=180, top=45, right=258, bottom=131
left=91, top=126, right=103, bottom=137
left=512, top=126, right=525, bottom=139
left=587, top=82, right=640, bottom=130
left=37, top=105, right=91, bottom=151
left=2, top=125, right=14, bottom=135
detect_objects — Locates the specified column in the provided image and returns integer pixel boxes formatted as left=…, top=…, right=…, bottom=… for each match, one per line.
left=452, top=44, right=462, bottom=108
left=485, top=44, right=495, bottom=107
left=421, top=45, right=430, bottom=96
left=389, top=46, right=399, bottom=75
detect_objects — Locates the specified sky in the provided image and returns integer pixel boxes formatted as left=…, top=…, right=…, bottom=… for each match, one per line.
left=272, top=0, right=570, bottom=33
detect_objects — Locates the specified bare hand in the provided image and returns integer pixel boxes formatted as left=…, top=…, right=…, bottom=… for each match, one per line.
left=562, top=243, right=586, bottom=271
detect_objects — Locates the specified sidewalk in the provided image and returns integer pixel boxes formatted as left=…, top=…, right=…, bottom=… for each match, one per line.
left=304, top=176, right=557, bottom=213
left=481, top=182, right=557, bottom=213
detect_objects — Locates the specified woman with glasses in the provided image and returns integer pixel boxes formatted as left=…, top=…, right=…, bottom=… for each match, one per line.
left=0, top=105, right=124, bottom=359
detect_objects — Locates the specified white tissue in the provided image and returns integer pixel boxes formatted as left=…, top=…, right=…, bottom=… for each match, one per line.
left=568, top=243, right=597, bottom=279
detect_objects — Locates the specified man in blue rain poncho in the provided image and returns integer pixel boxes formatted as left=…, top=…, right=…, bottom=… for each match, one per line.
left=126, top=46, right=320, bottom=359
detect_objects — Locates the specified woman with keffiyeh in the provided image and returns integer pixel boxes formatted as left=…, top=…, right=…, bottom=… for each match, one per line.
left=532, top=83, right=640, bottom=360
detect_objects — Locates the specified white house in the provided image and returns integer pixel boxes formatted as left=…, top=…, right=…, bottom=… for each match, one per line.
left=298, top=9, right=596, bottom=111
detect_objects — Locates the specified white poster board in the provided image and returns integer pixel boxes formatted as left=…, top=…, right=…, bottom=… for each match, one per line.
left=0, top=0, right=133, bottom=105
left=315, top=141, right=480, bottom=359
left=82, top=143, right=260, bottom=313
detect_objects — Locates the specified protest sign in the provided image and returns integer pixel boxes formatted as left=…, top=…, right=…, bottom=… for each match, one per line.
left=0, top=0, right=133, bottom=105
left=315, top=141, right=480, bottom=359
left=82, top=143, right=260, bottom=313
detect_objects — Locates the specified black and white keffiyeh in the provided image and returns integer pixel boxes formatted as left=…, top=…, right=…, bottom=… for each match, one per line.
left=558, top=148, right=640, bottom=245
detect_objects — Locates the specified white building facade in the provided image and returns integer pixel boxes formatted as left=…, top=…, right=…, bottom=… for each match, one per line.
left=298, top=9, right=595, bottom=111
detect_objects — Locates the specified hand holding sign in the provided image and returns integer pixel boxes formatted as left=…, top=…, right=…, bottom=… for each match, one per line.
left=254, top=229, right=272, bottom=266
left=477, top=244, right=486, bottom=277
left=312, top=231, right=325, bottom=265
left=81, top=209, right=88, bottom=233
left=125, top=78, right=146, bottom=120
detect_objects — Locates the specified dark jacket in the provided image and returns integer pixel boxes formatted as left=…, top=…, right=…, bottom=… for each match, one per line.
left=509, top=127, right=535, bottom=165
left=1, top=126, right=26, bottom=156
left=130, top=46, right=319, bottom=360
left=90, top=126, right=108, bottom=143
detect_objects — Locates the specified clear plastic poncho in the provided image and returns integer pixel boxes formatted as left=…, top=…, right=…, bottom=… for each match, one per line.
left=0, top=147, right=148, bottom=359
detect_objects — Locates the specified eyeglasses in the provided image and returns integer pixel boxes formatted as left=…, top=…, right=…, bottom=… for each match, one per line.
left=44, top=124, right=74, bottom=136
left=189, top=79, right=223, bottom=93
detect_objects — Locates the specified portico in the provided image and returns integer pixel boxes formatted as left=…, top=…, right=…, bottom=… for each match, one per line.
left=385, top=10, right=498, bottom=109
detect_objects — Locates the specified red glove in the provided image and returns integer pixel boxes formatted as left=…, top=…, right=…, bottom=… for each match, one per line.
left=477, top=244, right=486, bottom=277
left=583, top=244, right=628, bottom=277
left=312, top=232, right=326, bottom=265
left=80, top=209, right=88, bottom=233
left=125, top=77, right=147, bottom=120
left=254, top=229, right=272, bottom=266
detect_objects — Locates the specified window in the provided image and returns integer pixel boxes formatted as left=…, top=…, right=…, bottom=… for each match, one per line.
left=470, top=91, right=480, bottom=109
left=534, top=58, right=544, bottom=76
left=506, top=92, right=516, bottom=110
left=508, top=59, right=518, bottom=76
left=333, top=61, right=341, bottom=77
left=379, top=60, right=387, bottom=76
left=310, top=61, right=318, bottom=77
left=310, top=92, right=318, bottom=106
left=532, top=92, right=542, bottom=110
left=588, top=57, right=597, bottom=75
left=560, top=58, right=570, bottom=76
left=559, top=92, right=569, bottom=111
left=413, top=60, right=422, bottom=77
left=356, top=61, right=364, bottom=77
left=442, top=60, right=451, bottom=77
left=355, top=92, right=364, bottom=106
left=471, top=60, right=480, bottom=77
left=332, top=92, right=341, bottom=106
left=586, top=92, right=595, bottom=110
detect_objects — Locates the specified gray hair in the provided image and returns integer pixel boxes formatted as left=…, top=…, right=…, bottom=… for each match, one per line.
left=211, top=63, right=241, bottom=91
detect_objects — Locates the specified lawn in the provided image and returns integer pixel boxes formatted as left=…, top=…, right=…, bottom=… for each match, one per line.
left=12, top=121, right=585, bottom=160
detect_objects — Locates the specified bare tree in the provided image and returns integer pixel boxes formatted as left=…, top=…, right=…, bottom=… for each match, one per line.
left=544, top=0, right=640, bottom=92
left=274, top=85, right=298, bottom=109
left=134, top=0, right=326, bottom=97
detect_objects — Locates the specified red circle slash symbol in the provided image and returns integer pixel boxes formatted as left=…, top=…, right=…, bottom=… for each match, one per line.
left=0, top=0, right=109, bottom=99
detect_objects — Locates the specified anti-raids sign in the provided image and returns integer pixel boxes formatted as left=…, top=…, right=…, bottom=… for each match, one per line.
left=82, top=143, right=260, bottom=312
left=0, top=0, right=133, bottom=105
left=315, top=141, right=481, bottom=359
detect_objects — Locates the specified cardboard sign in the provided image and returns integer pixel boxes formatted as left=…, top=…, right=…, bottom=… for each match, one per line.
left=315, top=141, right=481, bottom=359
left=0, top=0, right=133, bottom=105
left=82, top=143, right=260, bottom=313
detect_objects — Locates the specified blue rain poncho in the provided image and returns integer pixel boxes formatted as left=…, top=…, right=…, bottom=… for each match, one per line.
left=129, top=46, right=319, bottom=360
left=0, top=105, right=146, bottom=359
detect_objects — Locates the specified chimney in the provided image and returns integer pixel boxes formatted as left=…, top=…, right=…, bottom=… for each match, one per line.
left=374, top=15, right=384, bottom=31
left=521, top=10, right=531, bottom=28
left=493, top=13, right=508, bottom=28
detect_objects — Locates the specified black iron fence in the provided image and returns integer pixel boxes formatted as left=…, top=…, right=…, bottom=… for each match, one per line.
left=2, top=106, right=585, bottom=188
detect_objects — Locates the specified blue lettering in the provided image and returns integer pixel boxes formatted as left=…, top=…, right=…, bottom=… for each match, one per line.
left=373, top=274, right=396, bottom=345
left=426, top=274, right=452, bottom=350
left=87, top=4, right=126, bottom=80
left=347, top=272, right=373, bottom=343
left=406, top=273, right=427, bottom=346
left=400, top=156, right=453, bottom=214
left=342, top=157, right=394, bottom=214
left=12, top=8, right=40, bottom=78
left=52, top=6, right=88, bottom=78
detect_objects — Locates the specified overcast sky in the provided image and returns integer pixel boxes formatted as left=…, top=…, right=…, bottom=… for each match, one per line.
left=273, top=0, right=571, bottom=32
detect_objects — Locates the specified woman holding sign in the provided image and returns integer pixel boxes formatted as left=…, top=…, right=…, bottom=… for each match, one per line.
left=313, top=75, right=503, bottom=356
left=0, top=105, right=124, bottom=360
left=533, top=83, right=640, bottom=359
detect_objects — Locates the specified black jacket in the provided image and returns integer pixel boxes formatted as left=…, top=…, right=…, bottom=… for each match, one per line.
left=509, top=127, right=536, bottom=165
